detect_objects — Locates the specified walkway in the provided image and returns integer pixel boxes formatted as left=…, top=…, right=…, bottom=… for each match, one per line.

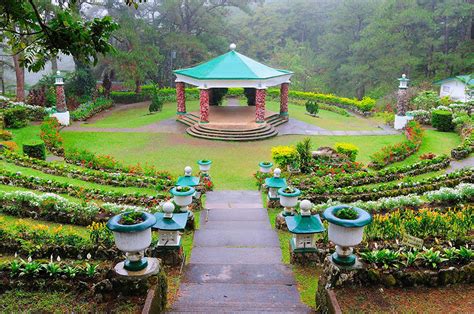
left=170, top=191, right=310, bottom=313
left=446, top=156, right=474, bottom=173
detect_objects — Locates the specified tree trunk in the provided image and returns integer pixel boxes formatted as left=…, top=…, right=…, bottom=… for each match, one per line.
left=51, top=57, right=58, bottom=73
left=356, top=84, right=365, bottom=100
left=135, top=80, right=141, bottom=93
left=12, top=54, right=25, bottom=101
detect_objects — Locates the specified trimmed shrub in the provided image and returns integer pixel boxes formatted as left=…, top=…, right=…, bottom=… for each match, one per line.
left=335, top=142, right=359, bottom=161
left=271, top=145, right=298, bottom=168
left=431, top=110, right=454, bottom=132
left=23, top=141, right=46, bottom=160
left=110, top=91, right=149, bottom=104
left=3, top=107, right=29, bottom=128
left=305, top=101, right=319, bottom=115
left=149, top=91, right=164, bottom=113
left=0, top=130, right=13, bottom=140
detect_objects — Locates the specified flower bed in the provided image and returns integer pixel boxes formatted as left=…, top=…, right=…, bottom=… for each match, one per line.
left=0, top=191, right=153, bottom=226
left=1, top=151, right=173, bottom=190
left=64, top=147, right=173, bottom=179
left=293, top=155, right=451, bottom=195
left=311, top=183, right=474, bottom=214
left=70, top=98, right=113, bottom=121
left=302, top=168, right=473, bottom=203
left=369, top=121, right=424, bottom=169
left=0, top=101, right=47, bottom=122
left=0, top=168, right=167, bottom=206
left=40, top=117, right=64, bottom=156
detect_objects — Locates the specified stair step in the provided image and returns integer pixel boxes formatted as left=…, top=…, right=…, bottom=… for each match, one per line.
left=188, top=127, right=277, bottom=139
left=186, top=129, right=278, bottom=141
left=197, top=124, right=273, bottom=134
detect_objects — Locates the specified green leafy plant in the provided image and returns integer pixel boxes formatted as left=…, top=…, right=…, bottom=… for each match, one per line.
left=431, top=110, right=454, bottom=132
left=44, top=261, right=62, bottom=277
left=63, top=265, right=79, bottom=278
left=119, top=212, right=144, bottom=225
left=456, top=247, right=473, bottom=262
left=84, top=262, right=98, bottom=278
left=420, top=248, right=448, bottom=269
left=9, top=259, right=22, bottom=277
left=335, top=207, right=358, bottom=220
left=443, top=247, right=459, bottom=261
left=402, top=250, right=419, bottom=267
left=149, top=89, right=164, bottom=113
left=296, top=138, right=312, bottom=173
left=305, top=100, right=319, bottom=115
left=334, top=142, right=359, bottom=162
left=20, top=259, right=42, bottom=277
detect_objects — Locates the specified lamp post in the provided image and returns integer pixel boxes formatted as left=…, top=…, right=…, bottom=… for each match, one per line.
left=51, top=70, right=70, bottom=126
left=394, top=73, right=413, bottom=130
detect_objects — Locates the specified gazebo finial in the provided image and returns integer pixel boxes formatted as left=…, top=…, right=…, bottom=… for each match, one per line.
left=229, top=43, right=236, bottom=51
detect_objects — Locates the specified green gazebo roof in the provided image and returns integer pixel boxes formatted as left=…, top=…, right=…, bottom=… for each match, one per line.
left=174, top=50, right=292, bottom=81
left=285, top=214, right=326, bottom=234
left=176, top=175, right=200, bottom=187
left=174, top=44, right=293, bottom=88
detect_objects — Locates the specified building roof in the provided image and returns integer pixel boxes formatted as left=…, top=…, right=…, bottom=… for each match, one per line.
left=285, top=214, right=326, bottom=234
left=434, top=74, right=473, bottom=87
left=174, top=45, right=293, bottom=89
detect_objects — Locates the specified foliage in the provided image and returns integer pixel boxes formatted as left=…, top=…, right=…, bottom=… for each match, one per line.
left=119, top=212, right=145, bottom=225
left=149, top=90, right=164, bottom=113
left=369, top=121, right=424, bottom=169
left=305, top=101, right=319, bottom=115
left=0, top=1, right=119, bottom=71
left=0, top=141, right=18, bottom=152
left=1, top=101, right=47, bottom=121
left=406, top=110, right=431, bottom=125
left=64, top=67, right=96, bottom=98
left=411, top=91, right=441, bottom=111
left=3, top=107, right=29, bottom=128
left=22, top=141, right=46, bottom=160
left=209, top=88, right=228, bottom=106
left=39, top=117, right=64, bottom=155
left=70, top=98, right=113, bottom=121
left=334, top=207, right=358, bottom=220
left=431, top=110, right=454, bottom=132
left=0, top=130, right=13, bottom=141
left=296, top=138, right=312, bottom=173
left=334, top=142, right=359, bottom=162
left=271, top=145, right=298, bottom=168
left=110, top=91, right=149, bottom=104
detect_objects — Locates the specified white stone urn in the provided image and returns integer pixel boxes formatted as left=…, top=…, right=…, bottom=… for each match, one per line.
left=278, top=187, right=301, bottom=216
left=106, top=211, right=157, bottom=271
left=171, top=186, right=196, bottom=212
left=322, top=205, right=372, bottom=266
left=259, top=161, right=273, bottom=173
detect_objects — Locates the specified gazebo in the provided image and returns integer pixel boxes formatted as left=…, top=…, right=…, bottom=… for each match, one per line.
left=173, top=44, right=293, bottom=141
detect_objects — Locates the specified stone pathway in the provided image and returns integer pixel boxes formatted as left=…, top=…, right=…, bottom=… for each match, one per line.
left=169, top=191, right=310, bottom=313
left=446, top=156, right=474, bottom=173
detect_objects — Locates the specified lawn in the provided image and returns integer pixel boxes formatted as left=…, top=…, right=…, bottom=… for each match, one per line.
left=82, top=100, right=200, bottom=128
left=266, top=100, right=380, bottom=131
left=8, top=123, right=461, bottom=190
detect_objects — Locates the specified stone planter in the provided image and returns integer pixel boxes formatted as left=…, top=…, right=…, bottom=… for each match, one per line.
left=278, top=187, right=301, bottom=216
left=322, top=205, right=372, bottom=266
left=171, top=186, right=196, bottom=212
left=259, top=161, right=273, bottom=173
left=197, top=160, right=212, bottom=173
left=106, top=212, right=157, bottom=271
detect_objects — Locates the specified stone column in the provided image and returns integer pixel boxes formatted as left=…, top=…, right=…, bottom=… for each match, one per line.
left=199, top=89, right=210, bottom=123
left=396, top=88, right=408, bottom=116
left=255, top=88, right=266, bottom=123
left=279, top=82, right=289, bottom=119
left=176, top=82, right=186, bottom=117
left=55, top=81, right=67, bottom=113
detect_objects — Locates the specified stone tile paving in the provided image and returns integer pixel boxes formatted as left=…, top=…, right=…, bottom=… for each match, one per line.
left=169, top=190, right=311, bottom=313
left=446, top=156, right=474, bottom=174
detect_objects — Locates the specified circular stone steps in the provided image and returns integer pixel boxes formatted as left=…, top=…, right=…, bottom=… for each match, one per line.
left=186, top=123, right=278, bottom=141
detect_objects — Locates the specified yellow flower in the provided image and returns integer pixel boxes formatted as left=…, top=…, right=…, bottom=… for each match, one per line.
left=53, top=225, right=63, bottom=234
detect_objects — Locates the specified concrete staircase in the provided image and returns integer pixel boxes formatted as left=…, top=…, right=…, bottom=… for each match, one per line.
left=177, top=113, right=288, bottom=141
left=169, top=191, right=311, bottom=313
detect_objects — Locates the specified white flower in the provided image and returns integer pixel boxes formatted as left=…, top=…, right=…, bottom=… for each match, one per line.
left=28, top=256, right=32, bottom=263
left=87, top=253, right=91, bottom=260
left=14, top=252, right=18, bottom=258
left=56, top=256, right=61, bottom=262
left=50, top=254, right=53, bottom=263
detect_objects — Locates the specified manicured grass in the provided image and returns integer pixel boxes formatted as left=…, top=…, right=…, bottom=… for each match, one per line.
left=83, top=100, right=200, bottom=128
left=267, top=101, right=380, bottom=131
left=0, top=160, right=158, bottom=196
left=0, top=290, right=142, bottom=313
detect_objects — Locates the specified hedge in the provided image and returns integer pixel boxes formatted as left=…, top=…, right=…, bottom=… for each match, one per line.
left=70, top=98, right=113, bottom=121
left=431, top=109, right=454, bottom=132
left=23, top=141, right=46, bottom=160
left=3, top=107, right=29, bottom=128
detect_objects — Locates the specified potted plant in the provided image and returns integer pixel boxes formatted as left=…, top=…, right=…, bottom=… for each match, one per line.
left=170, top=185, right=196, bottom=211
left=197, top=159, right=212, bottom=173
left=322, top=205, right=372, bottom=266
left=278, top=186, right=301, bottom=215
left=106, top=211, right=157, bottom=271
left=259, top=161, right=273, bottom=173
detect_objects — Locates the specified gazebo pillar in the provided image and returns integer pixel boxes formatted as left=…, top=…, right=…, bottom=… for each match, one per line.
left=255, top=88, right=266, bottom=123
left=279, top=82, right=289, bottom=119
left=199, top=88, right=210, bottom=123
left=176, top=82, right=186, bottom=118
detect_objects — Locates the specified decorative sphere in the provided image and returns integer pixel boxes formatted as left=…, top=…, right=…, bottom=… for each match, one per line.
left=229, top=43, right=237, bottom=50
left=274, top=168, right=281, bottom=177
left=300, top=200, right=312, bottom=212
left=184, top=166, right=192, bottom=176
left=56, top=70, right=61, bottom=76
left=163, top=201, right=175, bottom=215
left=402, top=73, right=406, bottom=78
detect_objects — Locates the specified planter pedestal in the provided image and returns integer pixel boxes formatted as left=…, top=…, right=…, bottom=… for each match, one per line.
left=114, top=257, right=160, bottom=278
left=288, top=239, right=325, bottom=265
